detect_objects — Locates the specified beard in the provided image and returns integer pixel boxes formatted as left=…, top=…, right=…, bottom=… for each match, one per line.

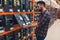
left=38, top=8, right=43, bottom=12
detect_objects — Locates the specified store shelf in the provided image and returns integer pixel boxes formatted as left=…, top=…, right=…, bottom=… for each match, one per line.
left=0, top=24, right=20, bottom=36
left=23, top=21, right=37, bottom=28
left=0, top=12, right=41, bottom=16
left=0, top=12, right=42, bottom=15
left=0, top=0, right=35, bottom=40
left=0, top=21, right=37, bottom=37
left=0, top=12, right=33, bottom=15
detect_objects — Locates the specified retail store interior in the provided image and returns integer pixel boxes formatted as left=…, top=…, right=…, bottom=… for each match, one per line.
left=0, top=0, right=60, bottom=40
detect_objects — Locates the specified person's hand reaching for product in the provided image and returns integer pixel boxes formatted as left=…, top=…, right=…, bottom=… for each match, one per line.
left=23, top=25, right=29, bottom=28
left=23, top=21, right=38, bottom=28
left=30, top=22, right=38, bottom=27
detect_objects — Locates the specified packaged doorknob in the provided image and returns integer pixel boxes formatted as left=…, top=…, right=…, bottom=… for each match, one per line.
left=13, top=0, right=20, bottom=12
left=14, top=14, right=26, bottom=27
left=0, top=16, right=5, bottom=33
left=4, top=15, right=14, bottom=31
left=4, top=0, right=13, bottom=12
left=0, top=0, right=3, bottom=12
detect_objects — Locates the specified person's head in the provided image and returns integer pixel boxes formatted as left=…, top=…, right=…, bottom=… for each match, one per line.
left=37, top=1, right=46, bottom=11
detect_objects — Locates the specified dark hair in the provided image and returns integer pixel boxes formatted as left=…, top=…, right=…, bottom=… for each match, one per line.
left=37, top=1, right=45, bottom=7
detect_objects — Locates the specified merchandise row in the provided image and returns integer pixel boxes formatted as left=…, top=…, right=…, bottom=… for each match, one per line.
left=0, top=0, right=33, bottom=12
left=0, top=28, right=32, bottom=40
left=0, top=14, right=32, bottom=33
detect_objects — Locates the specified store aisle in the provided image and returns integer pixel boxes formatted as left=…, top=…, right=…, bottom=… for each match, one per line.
left=45, top=19, right=60, bottom=40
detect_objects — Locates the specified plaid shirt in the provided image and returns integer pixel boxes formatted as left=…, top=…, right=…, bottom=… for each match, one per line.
left=36, top=10, right=51, bottom=37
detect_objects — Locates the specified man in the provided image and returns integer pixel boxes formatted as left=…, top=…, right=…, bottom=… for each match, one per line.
left=45, top=9, right=60, bottom=40
left=23, top=1, right=51, bottom=40
left=35, top=1, right=51, bottom=40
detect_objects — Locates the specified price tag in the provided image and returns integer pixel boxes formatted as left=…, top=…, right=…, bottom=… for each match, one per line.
left=9, top=9, right=13, bottom=12
left=18, top=9, right=20, bottom=12
left=0, top=9, right=2, bottom=12
left=0, top=30, right=4, bottom=33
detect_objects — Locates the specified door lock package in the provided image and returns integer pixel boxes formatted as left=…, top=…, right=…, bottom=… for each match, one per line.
left=21, top=14, right=31, bottom=25
left=9, top=0, right=13, bottom=12
left=5, top=32, right=14, bottom=40
left=14, top=30, right=21, bottom=40
left=0, top=16, right=5, bottom=33
left=20, top=0, right=26, bottom=12
left=13, top=0, right=20, bottom=12
left=14, top=14, right=26, bottom=27
left=4, top=0, right=13, bottom=12
left=4, top=15, right=14, bottom=31
left=0, top=35, right=5, bottom=40
left=0, top=0, right=3, bottom=12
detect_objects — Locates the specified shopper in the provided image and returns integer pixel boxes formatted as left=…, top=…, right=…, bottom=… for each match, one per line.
left=23, top=1, right=51, bottom=40
left=35, top=1, right=51, bottom=40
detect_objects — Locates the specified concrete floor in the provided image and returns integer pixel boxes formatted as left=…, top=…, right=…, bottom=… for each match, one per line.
left=45, top=19, right=60, bottom=40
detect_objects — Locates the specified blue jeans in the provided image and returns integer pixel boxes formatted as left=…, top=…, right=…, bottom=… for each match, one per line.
left=37, top=36, right=45, bottom=40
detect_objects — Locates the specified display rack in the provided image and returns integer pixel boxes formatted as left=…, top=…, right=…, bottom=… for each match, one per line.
left=0, top=12, right=33, bottom=15
left=0, top=0, right=38, bottom=40
left=0, top=0, right=58, bottom=40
